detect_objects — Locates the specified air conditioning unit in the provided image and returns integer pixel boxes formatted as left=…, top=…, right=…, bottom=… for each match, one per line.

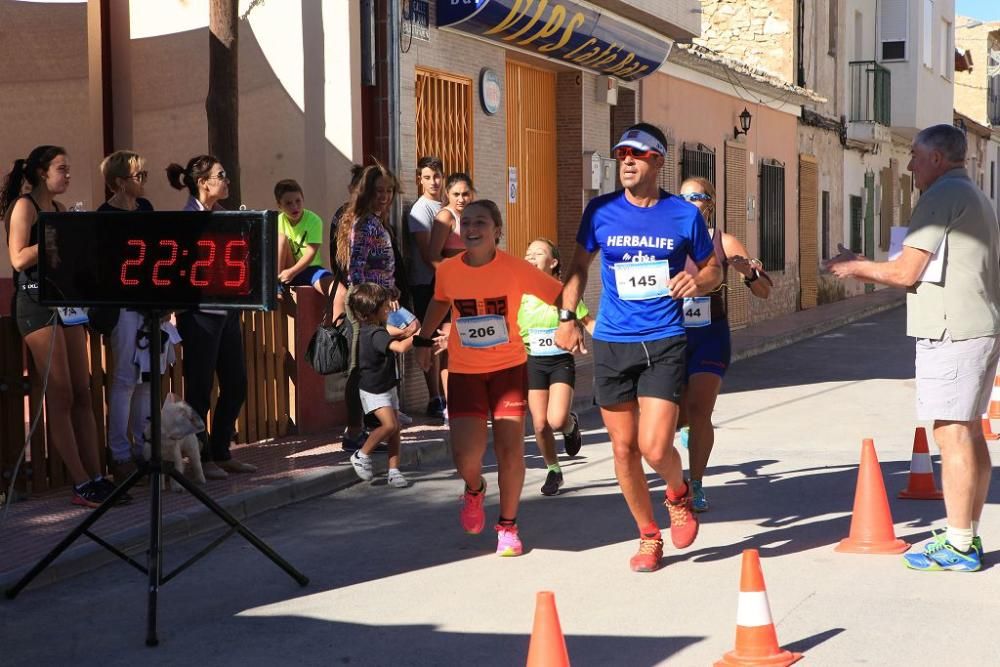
left=595, top=75, right=619, bottom=105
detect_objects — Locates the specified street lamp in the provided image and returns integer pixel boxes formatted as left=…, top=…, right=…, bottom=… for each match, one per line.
left=734, top=107, right=753, bottom=139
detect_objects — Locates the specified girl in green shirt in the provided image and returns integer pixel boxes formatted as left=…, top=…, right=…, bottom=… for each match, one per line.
left=519, top=238, right=595, bottom=496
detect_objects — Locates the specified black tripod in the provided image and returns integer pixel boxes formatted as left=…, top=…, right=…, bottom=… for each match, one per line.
left=5, top=311, right=309, bottom=646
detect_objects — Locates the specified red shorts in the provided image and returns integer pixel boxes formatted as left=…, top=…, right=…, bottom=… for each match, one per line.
left=447, top=364, right=528, bottom=419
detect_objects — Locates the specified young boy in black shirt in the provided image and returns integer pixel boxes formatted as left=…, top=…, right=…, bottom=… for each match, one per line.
left=348, top=283, right=416, bottom=487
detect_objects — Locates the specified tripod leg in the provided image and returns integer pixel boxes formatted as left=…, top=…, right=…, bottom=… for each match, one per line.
left=167, top=469, right=309, bottom=586
left=4, top=471, right=144, bottom=599
left=146, top=467, right=162, bottom=647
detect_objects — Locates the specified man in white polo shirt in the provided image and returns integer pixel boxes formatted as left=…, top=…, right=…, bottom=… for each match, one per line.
left=828, top=124, right=1000, bottom=572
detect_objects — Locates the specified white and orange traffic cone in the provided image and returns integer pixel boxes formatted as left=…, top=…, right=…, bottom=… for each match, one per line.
left=526, top=591, right=570, bottom=667
left=715, top=549, right=802, bottom=666
left=988, top=375, right=1000, bottom=419
left=898, top=427, right=943, bottom=500
left=982, top=413, right=999, bottom=441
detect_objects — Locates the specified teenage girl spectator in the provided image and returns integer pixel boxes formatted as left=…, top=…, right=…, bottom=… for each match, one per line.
left=414, top=200, right=564, bottom=557
left=519, top=238, right=593, bottom=496
left=167, top=155, right=256, bottom=480
left=274, top=179, right=335, bottom=297
left=2, top=146, right=119, bottom=507
left=428, top=172, right=473, bottom=268
left=406, top=156, right=446, bottom=419
left=678, top=176, right=771, bottom=511
left=348, top=283, right=416, bottom=488
left=98, top=150, right=156, bottom=482
left=329, top=165, right=365, bottom=324
left=334, top=162, right=411, bottom=450
left=425, top=172, right=474, bottom=415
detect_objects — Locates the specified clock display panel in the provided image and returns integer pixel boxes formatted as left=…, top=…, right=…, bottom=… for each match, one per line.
left=38, top=210, right=277, bottom=310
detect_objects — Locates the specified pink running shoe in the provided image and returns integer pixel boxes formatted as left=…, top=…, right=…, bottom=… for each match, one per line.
left=495, top=523, right=523, bottom=557
left=460, top=478, right=487, bottom=534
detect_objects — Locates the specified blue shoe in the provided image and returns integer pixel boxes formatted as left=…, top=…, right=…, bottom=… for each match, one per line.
left=677, top=426, right=689, bottom=450
left=903, top=533, right=981, bottom=572
left=691, top=479, right=708, bottom=512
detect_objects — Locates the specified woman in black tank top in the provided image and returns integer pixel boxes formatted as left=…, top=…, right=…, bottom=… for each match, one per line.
left=676, top=177, right=773, bottom=513
left=1, top=146, right=115, bottom=508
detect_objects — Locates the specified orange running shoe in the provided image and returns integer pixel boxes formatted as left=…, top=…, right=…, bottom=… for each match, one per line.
left=665, top=483, right=699, bottom=549
left=629, top=536, right=664, bottom=572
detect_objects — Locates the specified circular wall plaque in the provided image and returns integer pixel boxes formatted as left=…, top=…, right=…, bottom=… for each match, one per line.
left=480, top=68, right=502, bottom=116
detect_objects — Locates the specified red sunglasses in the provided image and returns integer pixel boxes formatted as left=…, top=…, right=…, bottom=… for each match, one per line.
left=615, top=146, right=657, bottom=160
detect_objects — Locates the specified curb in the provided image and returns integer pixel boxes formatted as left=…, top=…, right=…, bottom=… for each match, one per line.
left=731, top=293, right=905, bottom=363
left=0, top=436, right=452, bottom=592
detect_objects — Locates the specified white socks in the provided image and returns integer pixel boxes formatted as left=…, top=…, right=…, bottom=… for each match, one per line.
left=946, top=525, right=974, bottom=552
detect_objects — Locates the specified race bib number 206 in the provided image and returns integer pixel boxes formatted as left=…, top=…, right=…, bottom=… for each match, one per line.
left=455, top=314, right=509, bottom=348
left=613, top=260, right=670, bottom=301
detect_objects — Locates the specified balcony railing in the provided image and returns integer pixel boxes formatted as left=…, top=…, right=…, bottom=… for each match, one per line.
left=849, top=61, right=891, bottom=126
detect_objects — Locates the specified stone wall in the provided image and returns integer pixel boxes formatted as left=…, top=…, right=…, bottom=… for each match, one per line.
left=954, top=17, right=1000, bottom=126
left=695, top=0, right=795, bottom=82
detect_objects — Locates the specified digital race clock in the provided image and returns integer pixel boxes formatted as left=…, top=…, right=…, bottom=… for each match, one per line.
left=38, top=210, right=277, bottom=310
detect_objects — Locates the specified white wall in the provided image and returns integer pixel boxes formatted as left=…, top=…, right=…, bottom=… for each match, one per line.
left=880, top=0, right=955, bottom=133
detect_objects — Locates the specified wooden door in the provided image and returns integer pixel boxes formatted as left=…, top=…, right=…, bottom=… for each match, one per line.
left=505, top=60, right=557, bottom=254
left=798, top=154, right=818, bottom=309
left=725, top=141, right=749, bottom=328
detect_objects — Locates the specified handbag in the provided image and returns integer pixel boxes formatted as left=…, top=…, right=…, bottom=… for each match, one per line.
left=305, top=311, right=353, bottom=375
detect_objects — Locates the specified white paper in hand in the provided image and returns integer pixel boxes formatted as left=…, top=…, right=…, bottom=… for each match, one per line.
left=888, top=226, right=945, bottom=284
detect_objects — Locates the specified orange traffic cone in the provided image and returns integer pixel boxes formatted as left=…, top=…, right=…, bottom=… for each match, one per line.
left=526, top=591, right=570, bottom=667
left=898, top=427, right=943, bottom=500
left=715, top=549, right=802, bottom=666
left=835, top=439, right=909, bottom=554
left=982, top=414, right=999, bottom=441
left=989, top=375, right=1000, bottom=419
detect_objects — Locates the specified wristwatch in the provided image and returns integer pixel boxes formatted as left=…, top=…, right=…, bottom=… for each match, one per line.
left=412, top=335, right=435, bottom=348
left=557, top=309, right=577, bottom=322
left=743, top=269, right=760, bottom=286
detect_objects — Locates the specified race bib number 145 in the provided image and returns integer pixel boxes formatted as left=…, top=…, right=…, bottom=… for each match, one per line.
left=613, top=260, right=670, bottom=301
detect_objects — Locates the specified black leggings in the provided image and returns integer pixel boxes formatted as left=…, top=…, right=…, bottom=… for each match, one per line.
left=176, top=310, right=247, bottom=461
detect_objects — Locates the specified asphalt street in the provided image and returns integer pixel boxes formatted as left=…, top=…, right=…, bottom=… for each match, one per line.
left=3, top=307, right=999, bottom=665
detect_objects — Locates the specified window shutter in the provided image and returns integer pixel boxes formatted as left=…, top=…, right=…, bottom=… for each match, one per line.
left=880, top=0, right=909, bottom=59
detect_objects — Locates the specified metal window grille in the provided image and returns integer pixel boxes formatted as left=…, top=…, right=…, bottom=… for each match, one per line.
left=758, top=160, right=785, bottom=272
left=849, top=195, right=863, bottom=253
left=681, top=143, right=716, bottom=186
left=415, top=68, right=474, bottom=177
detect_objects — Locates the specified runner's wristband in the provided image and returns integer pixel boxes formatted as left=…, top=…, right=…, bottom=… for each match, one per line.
left=558, top=309, right=577, bottom=322
left=412, top=335, right=435, bottom=348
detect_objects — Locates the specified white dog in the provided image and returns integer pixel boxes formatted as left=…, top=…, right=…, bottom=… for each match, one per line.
left=142, top=393, right=207, bottom=492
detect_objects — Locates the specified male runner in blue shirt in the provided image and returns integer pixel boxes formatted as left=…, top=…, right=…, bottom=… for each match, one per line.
left=557, top=123, right=722, bottom=572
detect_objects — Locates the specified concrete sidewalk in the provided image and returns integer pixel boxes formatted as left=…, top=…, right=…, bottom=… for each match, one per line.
left=0, top=289, right=904, bottom=591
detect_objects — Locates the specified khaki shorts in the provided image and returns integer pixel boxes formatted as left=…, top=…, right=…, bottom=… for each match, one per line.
left=915, top=333, right=1000, bottom=422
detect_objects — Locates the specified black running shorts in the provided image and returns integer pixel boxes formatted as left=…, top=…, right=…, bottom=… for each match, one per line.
left=526, top=353, right=576, bottom=391
left=592, top=335, right=686, bottom=406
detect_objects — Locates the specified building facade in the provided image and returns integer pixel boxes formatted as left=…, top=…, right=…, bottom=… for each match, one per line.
left=0, top=0, right=365, bottom=315
left=395, top=0, right=699, bottom=407
left=643, top=44, right=819, bottom=326
left=955, top=15, right=1000, bottom=213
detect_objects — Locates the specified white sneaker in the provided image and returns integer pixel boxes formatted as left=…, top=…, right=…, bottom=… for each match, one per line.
left=350, top=451, right=374, bottom=481
left=397, top=411, right=413, bottom=426
left=387, top=468, right=409, bottom=488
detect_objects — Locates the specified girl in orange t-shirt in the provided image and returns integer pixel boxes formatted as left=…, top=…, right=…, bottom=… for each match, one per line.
left=414, top=200, right=563, bottom=557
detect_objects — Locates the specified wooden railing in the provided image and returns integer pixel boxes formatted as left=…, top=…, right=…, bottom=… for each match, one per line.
left=0, top=301, right=299, bottom=496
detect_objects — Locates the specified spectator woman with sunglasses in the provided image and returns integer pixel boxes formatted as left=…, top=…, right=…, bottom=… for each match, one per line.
left=167, top=156, right=256, bottom=480
left=676, top=176, right=771, bottom=512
